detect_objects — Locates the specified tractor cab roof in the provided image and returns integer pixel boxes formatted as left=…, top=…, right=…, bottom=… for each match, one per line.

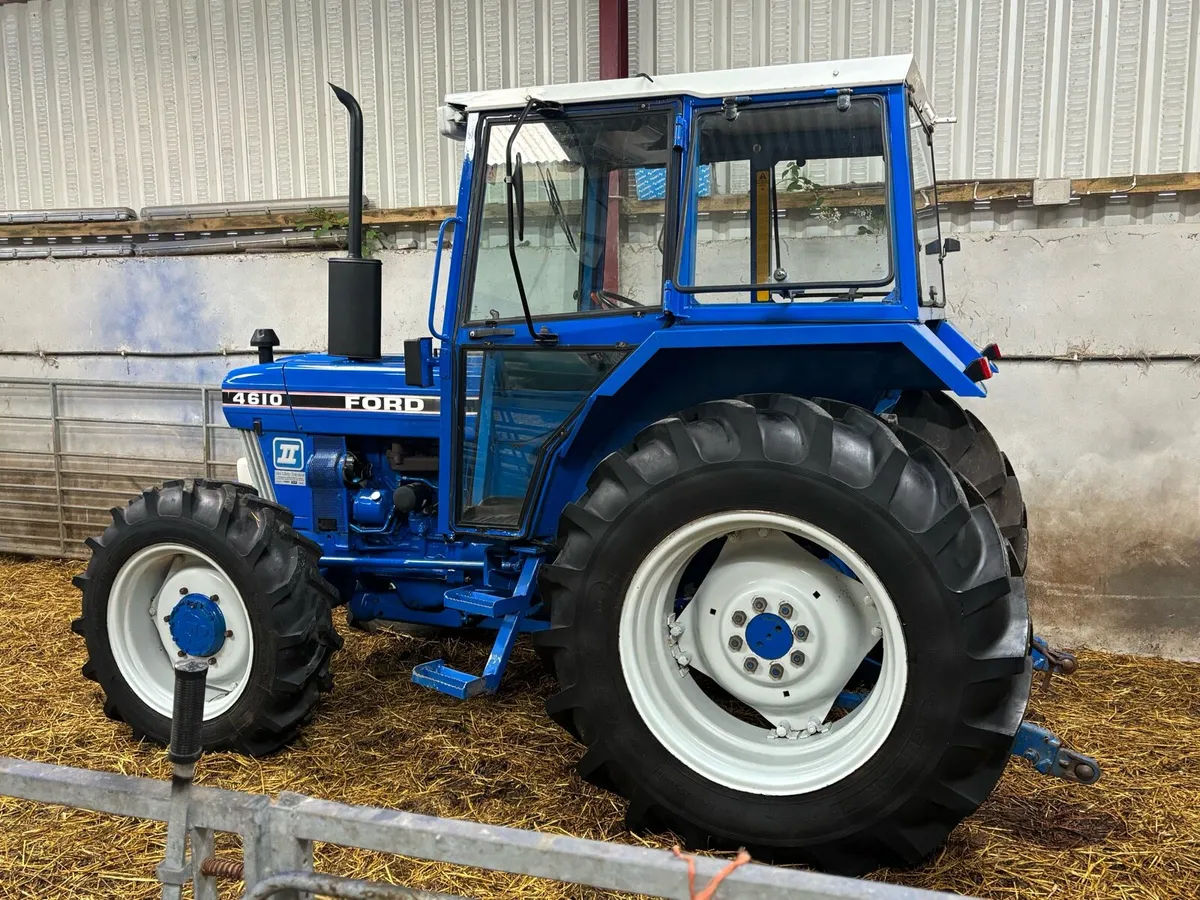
left=443, top=53, right=935, bottom=125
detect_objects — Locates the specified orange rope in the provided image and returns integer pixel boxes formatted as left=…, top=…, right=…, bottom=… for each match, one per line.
left=671, top=846, right=752, bottom=900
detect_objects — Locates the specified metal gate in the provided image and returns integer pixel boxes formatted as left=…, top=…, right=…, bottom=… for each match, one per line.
left=0, top=377, right=235, bottom=558
left=0, top=754, right=970, bottom=900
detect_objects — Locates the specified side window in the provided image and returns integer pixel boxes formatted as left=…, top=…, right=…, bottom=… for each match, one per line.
left=908, top=104, right=946, bottom=306
left=459, top=348, right=626, bottom=527
left=679, top=97, right=892, bottom=302
left=466, top=110, right=674, bottom=323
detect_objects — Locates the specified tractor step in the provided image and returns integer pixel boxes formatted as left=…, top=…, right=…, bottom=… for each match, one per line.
left=443, top=586, right=528, bottom=617
left=411, top=610, right=525, bottom=699
left=411, top=555, right=543, bottom=699
left=411, top=659, right=488, bottom=699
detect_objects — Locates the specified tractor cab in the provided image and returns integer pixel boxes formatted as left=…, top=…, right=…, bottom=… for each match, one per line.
left=432, top=55, right=973, bottom=538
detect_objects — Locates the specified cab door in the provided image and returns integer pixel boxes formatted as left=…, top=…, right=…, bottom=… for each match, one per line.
left=446, top=102, right=682, bottom=536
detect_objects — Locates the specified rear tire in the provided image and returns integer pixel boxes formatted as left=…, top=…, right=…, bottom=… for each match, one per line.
left=72, top=480, right=342, bottom=756
left=536, top=396, right=1030, bottom=873
left=892, top=391, right=1029, bottom=574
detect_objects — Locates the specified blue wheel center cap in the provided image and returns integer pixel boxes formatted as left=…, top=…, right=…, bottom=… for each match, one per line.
left=744, top=612, right=794, bottom=660
left=169, top=593, right=227, bottom=658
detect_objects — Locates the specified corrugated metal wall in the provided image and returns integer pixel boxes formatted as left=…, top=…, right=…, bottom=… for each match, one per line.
left=630, top=0, right=1200, bottom=182
left=0, top=0, right=600, bottom=211
left=2, top=0, right=1199, bottom=212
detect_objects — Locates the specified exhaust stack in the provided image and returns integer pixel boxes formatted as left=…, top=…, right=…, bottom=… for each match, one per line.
left=327, top=84, right=382, bottom=361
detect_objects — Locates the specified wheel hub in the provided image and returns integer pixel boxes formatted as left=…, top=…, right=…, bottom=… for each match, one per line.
left=743, top=612, right=793, bottom=660
left=169, top=593, right=227, bottom=657
left=673, top=528, right=886, bottom=731
left=620, top=511, right=909, bottom=796
left=107, top=543, right=255, bottom=721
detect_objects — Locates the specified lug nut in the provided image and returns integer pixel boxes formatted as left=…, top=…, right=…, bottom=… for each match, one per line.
left=728, top=635, right=743, bottom=651
left=769, top=663, right=785, bottom=680
left=177, top=650, right=185, bottom=658
left=790, top=650, right=806, bottom=666
left=179, top=587, right=188, bottom=595
left=794, top=625, right=809, bottom=641
left=778, top=602, right=793, bottom=619
left=210, top=594, right=220, bottom=603
left=731, top=610, right=747, bottom=627
left=208, top=657, right=217, bottom=666
left=225, top=629, right=234, bottom=638
left=743, top=657, right=759, bottom=673
left=751, top=597, right=767, bottom=612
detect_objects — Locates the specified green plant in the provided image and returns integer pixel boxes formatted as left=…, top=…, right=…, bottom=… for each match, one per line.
left=779, top=163, right=841, bottom=224
left=305, top=206, right=384, bottom=256
left=779, top=165, right=886, bottom=234
left=849, top=206, right=885, bottom=236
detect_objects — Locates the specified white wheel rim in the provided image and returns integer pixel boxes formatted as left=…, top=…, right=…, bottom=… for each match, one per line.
left=107, top=543, right=255, bottom=720
left=619, top=511, right=908, bottom=796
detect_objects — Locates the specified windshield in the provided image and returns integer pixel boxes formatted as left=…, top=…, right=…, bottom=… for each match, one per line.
left=676, top=96, right=892, bottom=302
left=909, top=105, right=947, bottom=307
left=466, top=108, right=675, bottom=323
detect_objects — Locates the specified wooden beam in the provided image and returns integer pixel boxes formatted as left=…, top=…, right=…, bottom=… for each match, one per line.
left=1, top=206, right=459, bottom=239
left=3, top=173, right=1200, bottom=241
left=1071, top=171, right=1200, bottom=195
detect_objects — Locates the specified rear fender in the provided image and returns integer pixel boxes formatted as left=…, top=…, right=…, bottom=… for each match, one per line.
left=530, top=321, right=985, bottom=539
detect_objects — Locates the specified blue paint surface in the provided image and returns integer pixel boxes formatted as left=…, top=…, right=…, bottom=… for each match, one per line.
left=169, top=593, right=227, bottom=657
left=745, top=613, right=794, bottom=660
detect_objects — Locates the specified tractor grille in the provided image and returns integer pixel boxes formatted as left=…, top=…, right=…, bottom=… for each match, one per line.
left=309, top=437, right=347, bottom=532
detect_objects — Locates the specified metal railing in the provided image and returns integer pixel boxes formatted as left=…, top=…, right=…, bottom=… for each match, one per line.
left=0, top=754, right=969, bottom=900
left=0, top=377, right=238, bottom=558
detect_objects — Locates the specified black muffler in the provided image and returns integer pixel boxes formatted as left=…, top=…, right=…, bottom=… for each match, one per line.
left=327, top=83, right=382, bottom=361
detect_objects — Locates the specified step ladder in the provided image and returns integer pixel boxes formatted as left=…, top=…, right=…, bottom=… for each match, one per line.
left=411, top=554, right=541, bottom=699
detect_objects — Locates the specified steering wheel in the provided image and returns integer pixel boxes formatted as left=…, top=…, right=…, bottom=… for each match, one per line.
left=591, top=289, right=645, bottom=310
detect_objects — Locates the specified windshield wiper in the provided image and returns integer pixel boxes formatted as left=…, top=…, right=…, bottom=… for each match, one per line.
left=537, top=162, right=577, bottom=253
left=505, top=98, right=562, bottom=345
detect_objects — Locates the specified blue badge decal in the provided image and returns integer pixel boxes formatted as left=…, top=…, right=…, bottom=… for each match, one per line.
left=273, top=438, right=304, bottom=470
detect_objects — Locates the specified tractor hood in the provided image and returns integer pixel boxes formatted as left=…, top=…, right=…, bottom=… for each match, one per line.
left=221, top=353, right=443, bottom=438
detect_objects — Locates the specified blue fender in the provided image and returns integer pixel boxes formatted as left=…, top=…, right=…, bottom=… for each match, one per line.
left=529, top=321, right=985, bottom=539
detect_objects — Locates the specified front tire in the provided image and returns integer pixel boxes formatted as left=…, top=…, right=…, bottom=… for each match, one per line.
left=536, top=396, right=1030, bottom=873
left=72, top=480, right=342, bottom=756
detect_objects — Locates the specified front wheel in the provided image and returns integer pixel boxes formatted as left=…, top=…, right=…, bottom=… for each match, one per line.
left=72, top=480, right=342, bottom=756
left=536, top=396, right=1031, bottom=873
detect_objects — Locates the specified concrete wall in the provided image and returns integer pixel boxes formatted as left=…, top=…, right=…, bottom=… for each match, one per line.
left=2, top=221, right=1199, bottom=659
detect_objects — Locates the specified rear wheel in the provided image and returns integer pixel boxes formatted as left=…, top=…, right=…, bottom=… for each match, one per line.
left=72, top=480, right=342, bottom=755
left=892, top=390, right=1029, bottom=575
left=536, top=396, right=1030, bottom=872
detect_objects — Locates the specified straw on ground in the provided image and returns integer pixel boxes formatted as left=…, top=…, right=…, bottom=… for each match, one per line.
left=0, top=555, right=1197, bottom=899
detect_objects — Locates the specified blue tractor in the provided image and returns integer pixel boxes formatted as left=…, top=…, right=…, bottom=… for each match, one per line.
left=73, top=56, right=1098, bottom=872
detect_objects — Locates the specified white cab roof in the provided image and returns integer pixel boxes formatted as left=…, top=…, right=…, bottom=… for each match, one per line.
left=446, top=54, right=933, bottom=121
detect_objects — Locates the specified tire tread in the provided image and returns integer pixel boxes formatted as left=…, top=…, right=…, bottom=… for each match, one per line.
left=74, top=479, right=339, bottom=756
left=535, top=395, right=1030, bottom=872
